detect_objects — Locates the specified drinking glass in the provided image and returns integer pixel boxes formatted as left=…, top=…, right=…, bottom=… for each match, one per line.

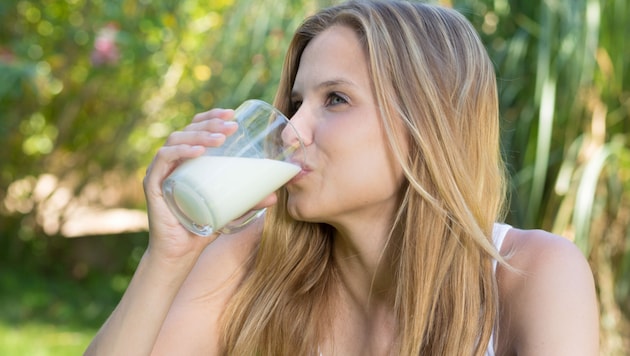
left=162, top=99, right=304, bottom=236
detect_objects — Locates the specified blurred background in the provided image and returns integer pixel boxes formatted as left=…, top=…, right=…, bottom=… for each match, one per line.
left=0, top=0, right=628, bottom=354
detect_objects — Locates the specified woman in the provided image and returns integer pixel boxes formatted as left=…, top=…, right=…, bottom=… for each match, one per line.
left=86, top=1, right=599, bottom=355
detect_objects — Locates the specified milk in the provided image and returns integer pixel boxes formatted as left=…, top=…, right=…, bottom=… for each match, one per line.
left=164, top=156, right=300, bottom=234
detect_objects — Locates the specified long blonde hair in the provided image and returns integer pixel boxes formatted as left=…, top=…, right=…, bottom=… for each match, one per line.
left=220, top=1, right=508, bottom=355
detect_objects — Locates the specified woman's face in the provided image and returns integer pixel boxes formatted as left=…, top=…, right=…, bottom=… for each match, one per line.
left=284, top=25, right=406, bottom=229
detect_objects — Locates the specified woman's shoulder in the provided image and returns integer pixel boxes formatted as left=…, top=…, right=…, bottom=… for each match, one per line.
left=495, top=228, right=599, bottom=355
left=500, top=227, right=588, bottom=273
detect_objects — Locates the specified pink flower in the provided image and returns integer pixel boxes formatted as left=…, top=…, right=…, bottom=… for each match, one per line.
left=90, top=23, right=120, bottom=67
left=0, top=46, right=16, bottom=64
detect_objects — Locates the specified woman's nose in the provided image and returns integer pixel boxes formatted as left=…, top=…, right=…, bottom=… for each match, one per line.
left=281, top=106, right=312, bottom=148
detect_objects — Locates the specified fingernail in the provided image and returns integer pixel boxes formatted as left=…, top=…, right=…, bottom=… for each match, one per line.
left=223, top=121, right=237, bottom=127
left=210, top=133, right=225, bottom=139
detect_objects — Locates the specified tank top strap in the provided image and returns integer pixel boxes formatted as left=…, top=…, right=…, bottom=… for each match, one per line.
left=491, top=222, right=512, bottom=272
left=486, top=223, right=512, bottom=355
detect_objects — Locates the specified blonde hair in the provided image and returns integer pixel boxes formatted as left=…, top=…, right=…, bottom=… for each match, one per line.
left=220, top=1, right=508, bottom=355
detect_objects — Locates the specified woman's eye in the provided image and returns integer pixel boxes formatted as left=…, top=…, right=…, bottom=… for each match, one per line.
left=326, top=93, right=348, bottom=106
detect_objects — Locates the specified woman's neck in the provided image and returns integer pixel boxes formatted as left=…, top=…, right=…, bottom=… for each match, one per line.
left=331, top=222, right=398, bottom=313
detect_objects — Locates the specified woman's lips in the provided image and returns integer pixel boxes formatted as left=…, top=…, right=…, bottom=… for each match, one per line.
left=287, top=161, right=311, bottom=185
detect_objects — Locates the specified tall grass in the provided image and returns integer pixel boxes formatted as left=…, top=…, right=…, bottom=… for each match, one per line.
left=453, top=0, right=629, bottom=354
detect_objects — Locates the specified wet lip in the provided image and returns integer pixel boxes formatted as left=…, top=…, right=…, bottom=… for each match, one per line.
left=288, top=162, right=310, bottom=184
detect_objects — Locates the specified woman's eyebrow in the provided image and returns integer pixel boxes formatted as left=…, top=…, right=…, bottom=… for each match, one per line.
left=291, top=78, right=357, bottom=97
left=316, top=78, right=357, bottom=90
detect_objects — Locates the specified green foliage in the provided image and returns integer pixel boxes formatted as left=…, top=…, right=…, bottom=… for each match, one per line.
left=0, top=233, right=146, bottom=355
left=455, top=0, right=630, bottom=353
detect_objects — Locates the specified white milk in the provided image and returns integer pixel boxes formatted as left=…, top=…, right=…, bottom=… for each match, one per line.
left=166, top=156, right=300, bottom=232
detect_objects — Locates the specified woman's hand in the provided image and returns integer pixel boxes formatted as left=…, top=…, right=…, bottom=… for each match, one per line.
left=143, top=108, right=239, bottom=262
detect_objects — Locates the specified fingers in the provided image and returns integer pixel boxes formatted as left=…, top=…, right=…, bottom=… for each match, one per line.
left=166, top=120, right=238, bottom=148
left=192, top=108, right=234, bottom=123
left=164, top=129, right=231, bottom=148
left=145, top=108, right=237, bottom=192
left=143, top=144, right=204, bottom=192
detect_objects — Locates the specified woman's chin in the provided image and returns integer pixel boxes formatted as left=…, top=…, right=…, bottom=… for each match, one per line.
left=286, top=202, right=316, bottom=224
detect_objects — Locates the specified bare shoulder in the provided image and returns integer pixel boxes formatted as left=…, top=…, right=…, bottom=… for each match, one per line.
left=151, top=218, right=263, bottom=355
left=499, top=228, right=591, bottom=279
left=496, top=228, right=599, bottom=355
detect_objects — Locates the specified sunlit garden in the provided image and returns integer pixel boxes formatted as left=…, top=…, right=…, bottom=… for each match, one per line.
left=1, top=0, right=628, bottom=354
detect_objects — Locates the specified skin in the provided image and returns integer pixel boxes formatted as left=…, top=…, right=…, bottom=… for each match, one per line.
left=285, top=25, right=407, bottom=311
left=495, top=229, right=600, bottom=356
left=86, top=25, right=599, bottom=356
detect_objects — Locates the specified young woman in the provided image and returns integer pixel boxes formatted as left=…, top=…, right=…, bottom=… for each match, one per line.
left=86, top=1, right=599, bottom=355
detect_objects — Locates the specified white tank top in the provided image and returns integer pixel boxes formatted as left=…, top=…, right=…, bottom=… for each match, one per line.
left=492, top=222, right=511, bottom=272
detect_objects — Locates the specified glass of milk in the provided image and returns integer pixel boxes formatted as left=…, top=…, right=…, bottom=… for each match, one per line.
left=162, top=99, right=305, bottom=236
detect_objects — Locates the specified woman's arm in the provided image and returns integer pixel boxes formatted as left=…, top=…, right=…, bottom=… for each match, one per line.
left=85, top=246, right=207, bottom=355
left=85, top=108, right=252, bottom=355
left=149, top=219, right=261, bottom=355
left=497, top=229, right=600, bottom=355
left=85, top=216, right=261, bottom=356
